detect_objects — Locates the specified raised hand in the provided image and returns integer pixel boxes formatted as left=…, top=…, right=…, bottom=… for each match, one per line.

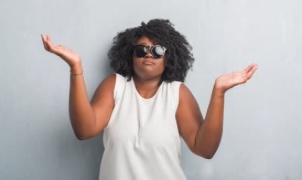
left=41, top=34, right=81, bottom=68
left=214, top=64, right=258, bottom=93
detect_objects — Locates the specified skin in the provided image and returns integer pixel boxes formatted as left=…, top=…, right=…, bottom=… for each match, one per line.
left=132, top=36, right=166, bottom=98
left=41, top=34, right=258, bottom=159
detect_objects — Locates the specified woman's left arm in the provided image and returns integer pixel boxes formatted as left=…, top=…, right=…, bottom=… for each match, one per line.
left=176, top=64, right=258, bottom=159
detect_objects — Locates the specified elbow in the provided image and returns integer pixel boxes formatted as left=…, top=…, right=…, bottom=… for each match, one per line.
left=74, top=131, right=95, bottom=141
left=201, top=153, right=215, bottom=159
left=75, top=134, right=89, bottom=141
left=193, top=147, right=217, bottom=159
left=195, top=151, right=216, bottom=159
left=71, top=123, right=98, bottom=140
left=75, top=135, right=90, bottom=141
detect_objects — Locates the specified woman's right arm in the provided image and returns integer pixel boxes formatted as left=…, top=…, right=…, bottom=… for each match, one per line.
left=41, top=34, right=114, bottom=140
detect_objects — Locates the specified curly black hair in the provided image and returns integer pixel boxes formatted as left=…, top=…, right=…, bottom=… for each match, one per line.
left=108, top=19, right=194, bottom=82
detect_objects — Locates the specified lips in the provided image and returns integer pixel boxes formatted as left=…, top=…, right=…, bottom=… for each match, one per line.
left=142, top=60, right=154, bottom=65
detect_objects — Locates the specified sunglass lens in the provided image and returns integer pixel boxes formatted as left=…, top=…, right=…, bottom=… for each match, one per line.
left=152, top=46, right=165, bottom=58
left=134, top=46, right=147, bottom=58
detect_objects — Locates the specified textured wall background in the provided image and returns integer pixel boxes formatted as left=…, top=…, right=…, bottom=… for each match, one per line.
left=1, top=0, right=302, bottom=179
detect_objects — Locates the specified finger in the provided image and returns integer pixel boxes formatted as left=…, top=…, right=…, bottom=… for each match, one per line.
left=41, top=34, right=50, bottom=51
left=246, top=64, right=258, bottom=80
left=43, top=35, right=57, bottom=53
left=45, top=34, right=52, bottom=42
left=243, top=64, right=256, bottom=73
left=41, top=34, right=47, bottom=44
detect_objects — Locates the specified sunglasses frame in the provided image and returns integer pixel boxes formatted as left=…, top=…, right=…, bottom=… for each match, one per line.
left=133, top=45, right=167, bottom=59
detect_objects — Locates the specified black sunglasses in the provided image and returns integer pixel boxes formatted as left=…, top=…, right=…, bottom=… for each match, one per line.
left=133, top=45, right=167, bottom=59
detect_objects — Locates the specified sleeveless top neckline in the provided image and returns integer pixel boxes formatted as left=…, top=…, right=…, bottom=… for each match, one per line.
left=131, top=78, right=164, bottom=100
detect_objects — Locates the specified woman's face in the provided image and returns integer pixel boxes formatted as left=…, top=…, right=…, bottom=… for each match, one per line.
left=132, top=36, right=165, bottom=81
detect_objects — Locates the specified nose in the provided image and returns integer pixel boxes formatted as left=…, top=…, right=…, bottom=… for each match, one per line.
left=144, top=46, right=153, bottom=58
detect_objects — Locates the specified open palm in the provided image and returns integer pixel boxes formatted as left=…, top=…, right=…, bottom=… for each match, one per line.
left=41, top=34, right=81, bottom=67
left=215, top=64, right=258, bottom=92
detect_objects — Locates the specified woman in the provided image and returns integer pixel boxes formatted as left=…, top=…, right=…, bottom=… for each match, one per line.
left=41, top=19, right=257, bottom=180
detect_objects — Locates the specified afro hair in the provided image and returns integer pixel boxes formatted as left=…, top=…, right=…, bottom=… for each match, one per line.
left=108, top=19, right=194, bottom=82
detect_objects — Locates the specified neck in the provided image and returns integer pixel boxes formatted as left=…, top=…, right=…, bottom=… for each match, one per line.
left=133, top=75, right=162, bottom=99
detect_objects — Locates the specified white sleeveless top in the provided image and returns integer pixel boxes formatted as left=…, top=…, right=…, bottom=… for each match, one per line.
left=99, top=74, right=187, bottom=180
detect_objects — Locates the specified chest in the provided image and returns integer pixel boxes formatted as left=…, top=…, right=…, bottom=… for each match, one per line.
left=107, top=102, right=179, bottom=146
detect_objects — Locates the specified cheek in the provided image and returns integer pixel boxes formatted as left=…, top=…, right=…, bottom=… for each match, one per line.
left=160, top=58, right=166, bottom=70
left=132, top=58, right=139, bottom=70
left=160, top=61, right=165, bottom=71
left=154, top=61, right=165, bottom=75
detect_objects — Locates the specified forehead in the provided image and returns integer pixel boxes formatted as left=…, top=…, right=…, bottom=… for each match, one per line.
left=135, top=36, right=159, bottom=45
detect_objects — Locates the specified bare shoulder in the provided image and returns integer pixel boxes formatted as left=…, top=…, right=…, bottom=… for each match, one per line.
left=179, top=83, right=190, bottom=95
left=177, top=83, right=200, bottom=115
left=178, top=83, right=196, bottom=105
left=99, top=73, right=116, bottom=90
left=91, top=74, right=116, bottom=105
